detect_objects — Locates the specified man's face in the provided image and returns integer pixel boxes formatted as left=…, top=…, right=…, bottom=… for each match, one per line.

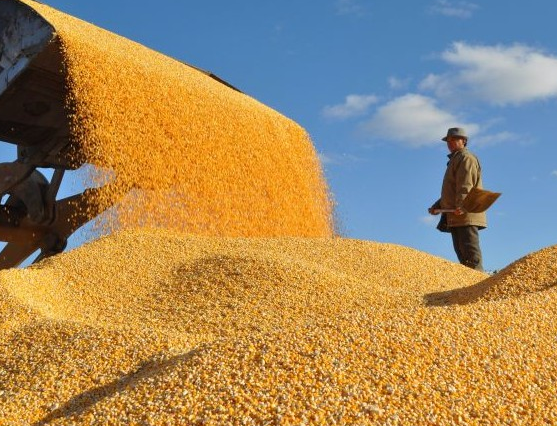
left=446, top=137, right=466, bottom=153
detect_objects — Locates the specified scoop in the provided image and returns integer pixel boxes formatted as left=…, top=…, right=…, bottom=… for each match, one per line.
left=432, top=187, right=501, bottom=214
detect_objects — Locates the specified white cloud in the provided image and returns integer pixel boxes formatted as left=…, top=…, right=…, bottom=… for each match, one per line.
left=319, top=152, right=364, bottom=166
left=473, top=131, right=519, bottom=147
left=420, top=42, right=557, bottom=105
left=335, top=0, right=364, bottom=16
left=361, top=94, right=479, bottom=147
left=429, top=0, right=479, bottom=18
left=551, top=170, right=557, bottom=177
left=388, top=76, right=411, bottom=90
left=322, top=94, right=379, bottom=119
left=319, top=153, right=334, bottom=165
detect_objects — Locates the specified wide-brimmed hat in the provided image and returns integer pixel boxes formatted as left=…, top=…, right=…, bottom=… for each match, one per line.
left=442, top=127, right=468, bottom=142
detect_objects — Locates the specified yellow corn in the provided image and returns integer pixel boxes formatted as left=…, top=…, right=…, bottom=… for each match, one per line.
left=20, top=0, right=334, bottom=238
left=2, top=228, right=557, bottom=424
left=0, top=2, right=555, bottom=425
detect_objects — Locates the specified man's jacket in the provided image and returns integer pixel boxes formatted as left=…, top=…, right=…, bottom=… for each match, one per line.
left=438, top=147, right=487, bottom=228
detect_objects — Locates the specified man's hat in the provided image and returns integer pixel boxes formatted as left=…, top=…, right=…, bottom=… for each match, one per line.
left=442, top=127, right=468, bottom=142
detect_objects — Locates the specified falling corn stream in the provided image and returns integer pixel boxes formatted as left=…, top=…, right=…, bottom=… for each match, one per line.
left=1, top=1, right=557, bottom=425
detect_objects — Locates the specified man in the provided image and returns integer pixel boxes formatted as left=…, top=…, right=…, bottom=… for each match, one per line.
left=429, top=127, right=486, bottom=271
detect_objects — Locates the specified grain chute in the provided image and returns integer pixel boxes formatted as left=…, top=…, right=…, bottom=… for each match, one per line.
left=0, top=0, right=237, bottom=268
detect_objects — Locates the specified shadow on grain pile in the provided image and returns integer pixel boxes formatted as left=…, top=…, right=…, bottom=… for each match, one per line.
left=32, top=350, right=200, bottom=426
left=424, top=244, right=557, bottom=306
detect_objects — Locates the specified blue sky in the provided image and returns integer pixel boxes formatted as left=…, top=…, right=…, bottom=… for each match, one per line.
left=4, top=0, right=557, bottom=271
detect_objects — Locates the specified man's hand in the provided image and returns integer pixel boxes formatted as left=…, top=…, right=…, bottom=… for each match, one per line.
left=454, top=207, right=464, bottom=215
left=428, top=207, right=440, bottom=215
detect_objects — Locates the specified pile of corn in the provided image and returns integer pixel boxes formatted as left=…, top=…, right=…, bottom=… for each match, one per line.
left=426, top=245, right=557, bottom=306
left=2, top=2, right=557, bottom=425
left=2, top=228, right=557, bottom=424
left=19, top=0, right=333, bottom=238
